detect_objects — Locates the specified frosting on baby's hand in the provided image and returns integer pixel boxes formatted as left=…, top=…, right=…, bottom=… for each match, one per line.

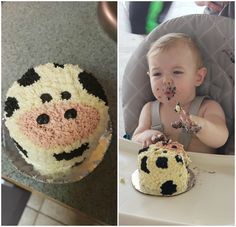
left=172, top=102, right=202, bottom=134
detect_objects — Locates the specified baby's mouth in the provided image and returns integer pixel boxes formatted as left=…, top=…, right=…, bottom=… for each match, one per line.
left=53, top=143, right=89, bottom=161
left=163, top=86, right=176, bottom=100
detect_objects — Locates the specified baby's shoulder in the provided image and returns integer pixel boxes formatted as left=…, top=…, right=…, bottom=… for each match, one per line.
left=142, top=101, right=155, bottom=110
left=199, top=99, right=224, bottom=116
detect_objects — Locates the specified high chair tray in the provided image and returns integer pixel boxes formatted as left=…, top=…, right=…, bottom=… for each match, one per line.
left=119, top=138, right=234, bottom=225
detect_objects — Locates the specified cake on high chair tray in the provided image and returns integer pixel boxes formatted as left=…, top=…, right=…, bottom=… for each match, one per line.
left=136, top=139, right=193, bottom=196
left=4, top=63, right=109, bottom=176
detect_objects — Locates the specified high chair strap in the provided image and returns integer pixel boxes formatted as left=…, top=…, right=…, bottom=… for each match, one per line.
left=151, top=100, right=164, bottom=132
left=179, top=96, right=208, bottom=150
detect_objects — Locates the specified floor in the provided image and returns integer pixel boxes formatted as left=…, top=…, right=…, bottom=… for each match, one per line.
left=118, top=1, right=204, bottom=137
left=2, top=182, right=31, bottom=225
left=18, top=192, right=101, bottom=225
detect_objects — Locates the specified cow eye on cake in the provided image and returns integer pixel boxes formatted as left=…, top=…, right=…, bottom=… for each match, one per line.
left=4, top=63, right=109, bottom=176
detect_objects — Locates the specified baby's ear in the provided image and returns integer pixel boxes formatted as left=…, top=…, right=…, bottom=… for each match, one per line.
left=195, top=67, right=207, bottom=86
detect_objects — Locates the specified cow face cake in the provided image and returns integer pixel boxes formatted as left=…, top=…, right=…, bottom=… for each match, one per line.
left=137, top=140, right=192, bottom=196
left=4, top=63, right=109, bottom=176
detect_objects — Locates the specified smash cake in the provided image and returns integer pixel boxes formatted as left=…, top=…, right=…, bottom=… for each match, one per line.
left=136, top=139, right=194, bottom=196
left=4, top=63, right=109, bottom=176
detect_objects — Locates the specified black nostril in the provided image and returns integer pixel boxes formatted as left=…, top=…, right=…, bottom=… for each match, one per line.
left=37, top=114, right=50, bottom=124
left=64, top=108, right=77, bottom=119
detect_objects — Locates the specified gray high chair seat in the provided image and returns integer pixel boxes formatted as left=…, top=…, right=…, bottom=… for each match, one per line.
left=122, top=14, right=234, bottom=154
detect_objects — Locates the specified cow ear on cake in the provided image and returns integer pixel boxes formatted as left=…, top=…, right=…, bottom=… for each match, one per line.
left=4, top=97, right=20, bottom=117
left=78, top=71, right=108, bottom=105
left=17, top=68, right=40, bottom=87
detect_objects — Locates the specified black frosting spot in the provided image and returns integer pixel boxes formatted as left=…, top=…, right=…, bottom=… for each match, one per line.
left=61, top=91, right=71, bottom=100
left=54, top=63, right=64, bottom=68
left=162, top=150, right=167, bottom=153
left=172, top=145, right=177, bottom=149
left=175, top=155, right=183, bottom=164
left=156, top=157, right=168, bottom=169
left=40, top=93, right=52, bottom=103
left=54, top=143, right=89, bottom=161
left=140, top=156, right=150, bottom=174
left=138, top=147, right=149, bottom=154
left=37, top=114, right=50, bottom=124
left=4, top=97, right=19, bottom=117
left=17, top=68, right=40, bottom=87
left=72, top=159, right=86, bottom=168
left=160, top=180, right=177, bottom=195
left=13, top=139, right=28, bottom=158
left=78, top=71, right=108, bottom=105
left=64, top=108, right=77, bottom=119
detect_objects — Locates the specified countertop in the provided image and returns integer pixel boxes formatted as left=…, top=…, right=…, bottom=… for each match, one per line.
left=2, top=2, right=117, bottom=225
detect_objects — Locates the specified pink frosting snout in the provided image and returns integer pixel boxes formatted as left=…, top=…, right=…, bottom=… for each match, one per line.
left=18, top=102, right=100, bottom=149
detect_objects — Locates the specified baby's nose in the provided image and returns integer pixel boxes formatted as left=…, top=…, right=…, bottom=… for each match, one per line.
left=162, top=76, right=173, bottom=85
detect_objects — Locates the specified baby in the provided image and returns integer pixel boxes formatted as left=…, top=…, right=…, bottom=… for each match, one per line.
left=132, top=33, right=229, bottom=153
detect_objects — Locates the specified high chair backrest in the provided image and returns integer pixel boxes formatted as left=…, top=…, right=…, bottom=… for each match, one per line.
left=122, top=14, right=234, bottom=147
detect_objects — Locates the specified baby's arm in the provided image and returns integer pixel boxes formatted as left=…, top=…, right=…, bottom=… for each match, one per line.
left=132, top=102, right=163, bottom=147
left=190, top=100, right=229, bottom=148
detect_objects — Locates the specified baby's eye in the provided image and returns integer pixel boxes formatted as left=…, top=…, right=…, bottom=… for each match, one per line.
left=173, top=71, right=183, bottom=75
left=153, top=72, right=162, bottom=77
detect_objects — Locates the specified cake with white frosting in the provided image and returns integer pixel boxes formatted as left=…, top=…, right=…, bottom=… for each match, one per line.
left=4, top=63, right=109, bottom=176
left=138, top=140, right=191, bottom=196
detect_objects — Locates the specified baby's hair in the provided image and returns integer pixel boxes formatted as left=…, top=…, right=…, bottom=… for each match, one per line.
left=147, top=33, right=204, bottom=69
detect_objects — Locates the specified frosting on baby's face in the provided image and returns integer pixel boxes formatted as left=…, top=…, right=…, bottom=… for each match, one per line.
left=148, top=42, right=201, bottom=105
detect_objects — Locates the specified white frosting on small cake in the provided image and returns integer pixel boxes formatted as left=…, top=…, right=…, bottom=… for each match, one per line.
left=138, top=141, right=191, bottom=196
left=4, top=63, right=109, bottom=175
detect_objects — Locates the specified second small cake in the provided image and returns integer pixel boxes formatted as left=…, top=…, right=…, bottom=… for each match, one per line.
left=138, top=140, right=191, bottom=196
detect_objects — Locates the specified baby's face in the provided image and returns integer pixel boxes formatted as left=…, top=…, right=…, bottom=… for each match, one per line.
left=148, top=43, right=200, bottom=106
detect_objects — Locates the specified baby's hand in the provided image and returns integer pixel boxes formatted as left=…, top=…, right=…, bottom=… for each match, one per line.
left=172, top=102, right=202, bottom=134
left=138, top=130, right=166, bottom=148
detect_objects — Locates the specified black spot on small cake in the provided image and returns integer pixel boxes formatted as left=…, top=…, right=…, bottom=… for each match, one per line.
left=140, top=156, right=150, bottom=174
left=78, top=71, right=108, bottom=105
left=171, top=145, right=177, bottom=149
left=37, top=114, right=50, bottom=124
left=13, top=139, right=28, bottom=158
left=72, top=159, right=86, bottom=168
left=61, top=91, right=71, bottom=100
left=17, top=68, right=40, bottom=87
left=4, top=97, right=19, bottom=117
left=162, top=150, right=167, bottom=153
left=160, top=180, right=177, bottom=195
left=54, top=63, right=64, bottom=68
left=40, top=93, right=52, bottom=103
left=175, top=155, right=183, bottom=164
left=156, top=157, right=168, bottom=169
left=64, top=108, right=77, bottom=119
left=138, top=147, right=148, bottom=154
left=54, top=143, right=89, bottom=161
